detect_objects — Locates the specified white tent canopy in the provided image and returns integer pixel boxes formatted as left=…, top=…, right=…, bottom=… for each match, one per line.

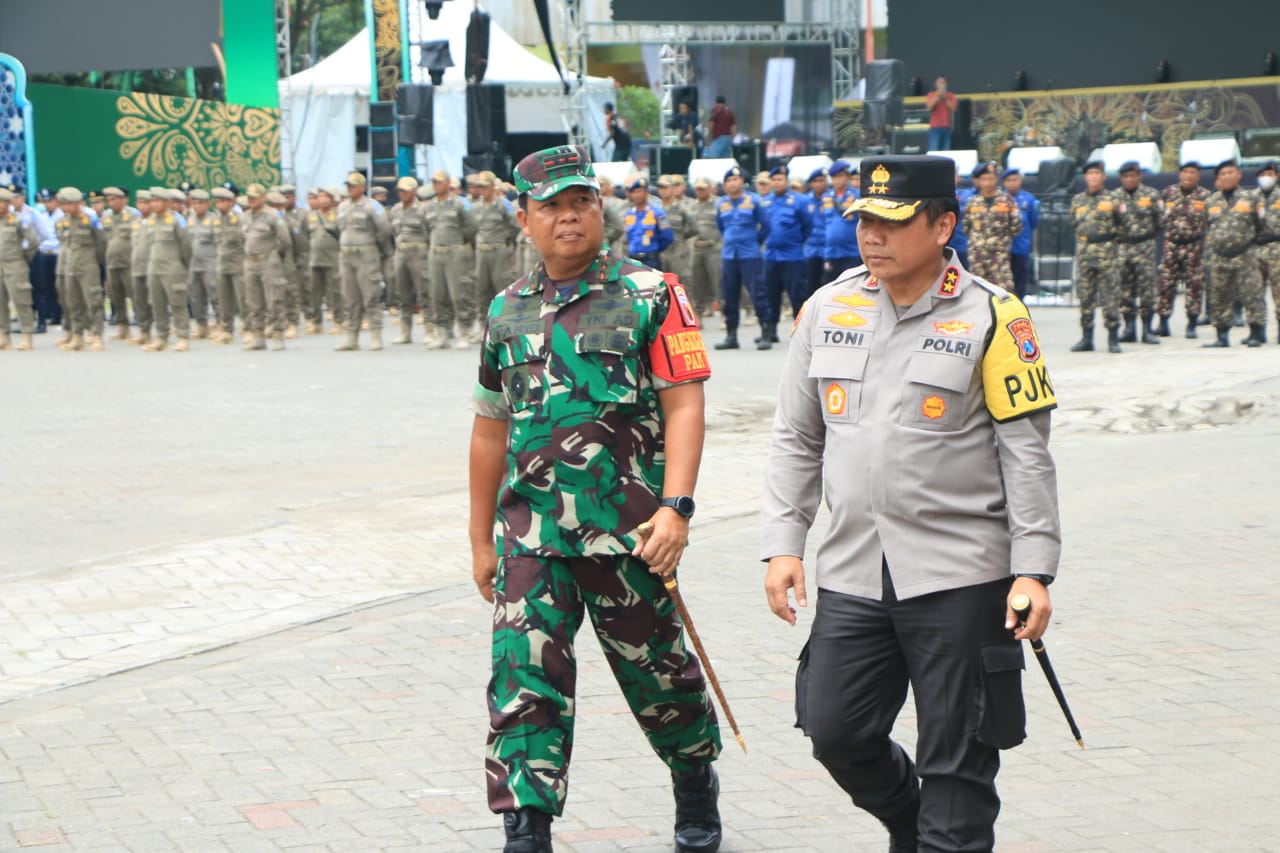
left=279, top=3, right=614, bottom=193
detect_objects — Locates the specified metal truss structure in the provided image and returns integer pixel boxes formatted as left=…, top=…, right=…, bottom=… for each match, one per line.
left=276, top=0, right=294, bottom=183
left=657, top=37, right=691, bottom=147
left=561, top=0, right=590, bottom=150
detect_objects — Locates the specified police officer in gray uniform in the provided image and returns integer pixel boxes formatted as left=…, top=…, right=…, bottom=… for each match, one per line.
left=761, top=156, right=1061, bottom=853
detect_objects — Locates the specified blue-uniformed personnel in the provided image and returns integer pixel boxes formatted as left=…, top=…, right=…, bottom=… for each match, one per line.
left=803, top=167, right=828, bottom=300
left=760, top=166, right=813, bottom=350
left=622, top=176, right=673, bottom=269
left=823, top=160, right=860, bottom=283
left=713, top=165, right=770, bottom=350
left=1002, top=168, right=1041, bottom=301
left=762, top=154, right=1060, bottom=853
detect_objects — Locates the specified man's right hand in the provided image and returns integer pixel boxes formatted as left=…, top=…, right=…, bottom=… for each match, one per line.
left=472, top=544, right=498, bottom=603
left=764, top=556, right=808, bottom=626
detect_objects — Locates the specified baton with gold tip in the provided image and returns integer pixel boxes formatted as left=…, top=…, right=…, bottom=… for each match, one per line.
left=1011, top=593, right=1084, bottom=749
left=638, top=521, right=746, bottom=753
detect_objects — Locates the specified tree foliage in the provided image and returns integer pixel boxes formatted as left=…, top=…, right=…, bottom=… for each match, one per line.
left=617, top=86, right=660, bottom=140
left=291, top=0, right=365, bottom=73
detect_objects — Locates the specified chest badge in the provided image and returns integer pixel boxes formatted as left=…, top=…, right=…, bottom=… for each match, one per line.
left=921, top=395, right=947, bottom=420
left=828, top=310, right=867, bottom=328
left=868, top=164, right=891, bottom=195
left=833, top=292, right=877, bottom=309
left=933, top=320, right=974, bottom=336
left=825, top=383, right=847, bottom=416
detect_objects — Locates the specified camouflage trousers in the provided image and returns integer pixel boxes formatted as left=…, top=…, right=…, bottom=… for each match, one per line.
left=1157, top=240, right=1205, bottom=319
left=1118, top=239, right=1158, bottom=318
left=967, top=247, right=1013, bottom=290
left=1256, top=241, right=1280, bottom=322
left=1074, top=244, right=1121, bottom=330
left=486, top=553, right=721, bottom=815
left=1207, top=248, right=1263, bottom=329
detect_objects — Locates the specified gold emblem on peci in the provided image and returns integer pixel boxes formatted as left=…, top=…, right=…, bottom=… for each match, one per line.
left=868, top=164, right=891, bottom=194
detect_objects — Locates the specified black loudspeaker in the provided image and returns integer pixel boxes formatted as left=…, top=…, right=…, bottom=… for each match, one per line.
left=467, top=83, right=507, bottom=156
left=355, top=125, right=370, bottom=153
left=372, top=160, right=398, bottom=183
left=466, top=10, right=491, bottom=82
left=891, top=127, right=929, bottom=155
left=396, top=84, right=434, bottom=146
left=463, top=152, right=513, bottom=183
left=865, top=59, right=904, bottom=101
left=951, top=98, right=974, bottom=149
left=369, top=101, right=395, bottom=127
left=864, top=98, right=904, bottom=130
left=1038, top=158, right=1078, bottom=194
left=370, top=128, right=396, bottom=161
left=671, top=85, right=698, bottom=114
left=650, top=146, right=694, bottom=180
left=732, top=141, right=763, bottom=175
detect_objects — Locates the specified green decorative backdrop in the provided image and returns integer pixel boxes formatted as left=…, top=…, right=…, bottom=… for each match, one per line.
left=28, top=84, right=280, bottom=192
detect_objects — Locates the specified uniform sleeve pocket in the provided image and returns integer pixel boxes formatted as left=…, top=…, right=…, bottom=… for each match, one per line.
left=807, top=346, right=868, bottom=380
left=571, top=330, right=639, bottom=404
left=499, top=339, right=545, bottom=411
left=974, top=641, right=1027, bottom=749
left=900, top=351, right=974, bottom=431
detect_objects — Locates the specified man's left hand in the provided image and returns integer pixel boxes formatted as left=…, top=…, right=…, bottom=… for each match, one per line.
left=632, top=508, right=689, bottom=578
left=1006, top=576, right=1052, bottom=642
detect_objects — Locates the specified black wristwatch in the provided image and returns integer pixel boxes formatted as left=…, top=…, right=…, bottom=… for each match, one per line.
left=1014, top=573, right=1054, bottom=586
left=659, top=496, right=696, bottom=518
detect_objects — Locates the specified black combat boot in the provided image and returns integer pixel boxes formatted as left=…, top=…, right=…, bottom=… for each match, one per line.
left=1118, top=315, right=1137, bottom=343
left=1243, top=323, right=1266, bottom=347
left=1070, top=326, right=1094, bottom=352
left=1156, top=315, right=1171, bottom=336
left=713, top=329, right=740, bottom=350
left=1140, top=313, right=1161, bottom=344
left=756, top=322, right=774, bottom=351
left=672, top=765, right=721, bottom=853
left=1185, top=315, right=1198, bottom=339
left=502, top=807, right=553, bottom=853
left=1107, top=326, right=1122, bottom=353
left=1202, top=326, right=1230, bottom=348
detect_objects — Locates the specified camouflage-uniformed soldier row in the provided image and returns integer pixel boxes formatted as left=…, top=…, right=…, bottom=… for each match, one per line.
left=1069, top=157, right=1280, bottom=354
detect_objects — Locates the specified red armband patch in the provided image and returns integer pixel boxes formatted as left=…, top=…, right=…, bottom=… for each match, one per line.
left=650, top=274, right=712, bottom=383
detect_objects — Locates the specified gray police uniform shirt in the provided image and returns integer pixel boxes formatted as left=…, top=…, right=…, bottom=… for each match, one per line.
left=761, top=251, right=1061, bottom=601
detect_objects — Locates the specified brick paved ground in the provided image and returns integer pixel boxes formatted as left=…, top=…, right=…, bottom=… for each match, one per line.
left=2, top=306, right=1279, bottom=851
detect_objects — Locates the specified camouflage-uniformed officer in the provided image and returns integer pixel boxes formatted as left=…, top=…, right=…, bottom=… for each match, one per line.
left=304, top=187, right=343, bottom=334
left=1253, top=160, right=1280, bottom=344
left=1157, top=161, right=1210, bottom=338
left=961, top=161, right=1022, bottom=289
left=186, top=189, right=219, bottom=339
left=688, top=177, right=723, bottom=317
left=1114, top=161, right=1164, bottom=344
left=1070, top=161, right=1124, bottom=353
left=57, top=188, right=108, bottom=351
left=144, top=189, right=192, bottom=352
left=240, top=184, right=292, bottom=351
left=469, top=145, right=722, bottom=853
left=471, top=172, right=521, bottom=327
left=100, top=187, right=140, bottom=343
left=128, top=190, right=155, bottom=347
left=387, top=176, right=431, bottom=345
left=0, top=187, right=39, bottom=350
left=335, top=171, right=392, bottom=351
left=1202, top=159, right=1264, bottom=347
left=423, top=169, right=478, bottom=346
left=211, top=187, right=245, bottom=344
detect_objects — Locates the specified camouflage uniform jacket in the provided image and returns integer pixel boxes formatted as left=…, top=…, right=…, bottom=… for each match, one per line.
left=962, top=191, right=1023, bottom=250
left=1116, top=183, right=1164, bottom=242
left=471, top=251, right=712, bottom=558
left=1071, top=189, right=1124, bottom=244
left=1205, top=187, right=1262, bottom=257
left=101, top=207, right=139, bottom=270
left=1256, top=187, right=1280, bottom=245
left=1161, top=184, right=1209, bottom=245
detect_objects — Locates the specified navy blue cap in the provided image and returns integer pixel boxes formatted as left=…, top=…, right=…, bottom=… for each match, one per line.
left=808, top=166, right=829, bottom=182
left=971, top=161, right=997, bottom=179
left=1082, top=160, right=1106, bottom=174
left=828, top=160, right=851, bottom=177
left=1119, top=161, right=1141, bottom=174
left=768, top=165, right=787, bottom=178
left=1257, top=160, right=1278, bottom=175
left=36, top=187, right=54, bottom=201
left=1001, top=167, right=1021, bottom=179
left=627, top=175, right=648, bottom=191
left=1177, top=161, right=1201, bottom=171
left=1215, top=158, right=1239, bottom=174
left=723, top=165, right=745, bottom=181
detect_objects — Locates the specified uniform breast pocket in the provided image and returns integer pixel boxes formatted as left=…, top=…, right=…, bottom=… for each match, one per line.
left=499, top=339, right=546, bottom=412
left=571, top=330, right=640, bottom=405
left=900, top=350, right=975, bottom=432
left=808, top=346, right=868, bottom=424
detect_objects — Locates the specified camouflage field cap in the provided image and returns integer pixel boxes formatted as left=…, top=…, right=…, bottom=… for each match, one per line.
left=513, top=145, right=599, bottom=201
left=850, top=155, right=955, bottom=222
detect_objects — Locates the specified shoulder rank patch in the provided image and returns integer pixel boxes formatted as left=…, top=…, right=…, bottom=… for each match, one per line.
left=650, top=273, right=711, bottom=383
left=937, top=266, right=961, bottom=297
left=983, top=295, right=1056, bottom=423
left=863, top=275, right=880, bottom=290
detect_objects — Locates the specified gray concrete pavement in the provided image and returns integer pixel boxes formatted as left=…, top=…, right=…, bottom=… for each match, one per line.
left=2, top=305, right=1280, bottom=851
